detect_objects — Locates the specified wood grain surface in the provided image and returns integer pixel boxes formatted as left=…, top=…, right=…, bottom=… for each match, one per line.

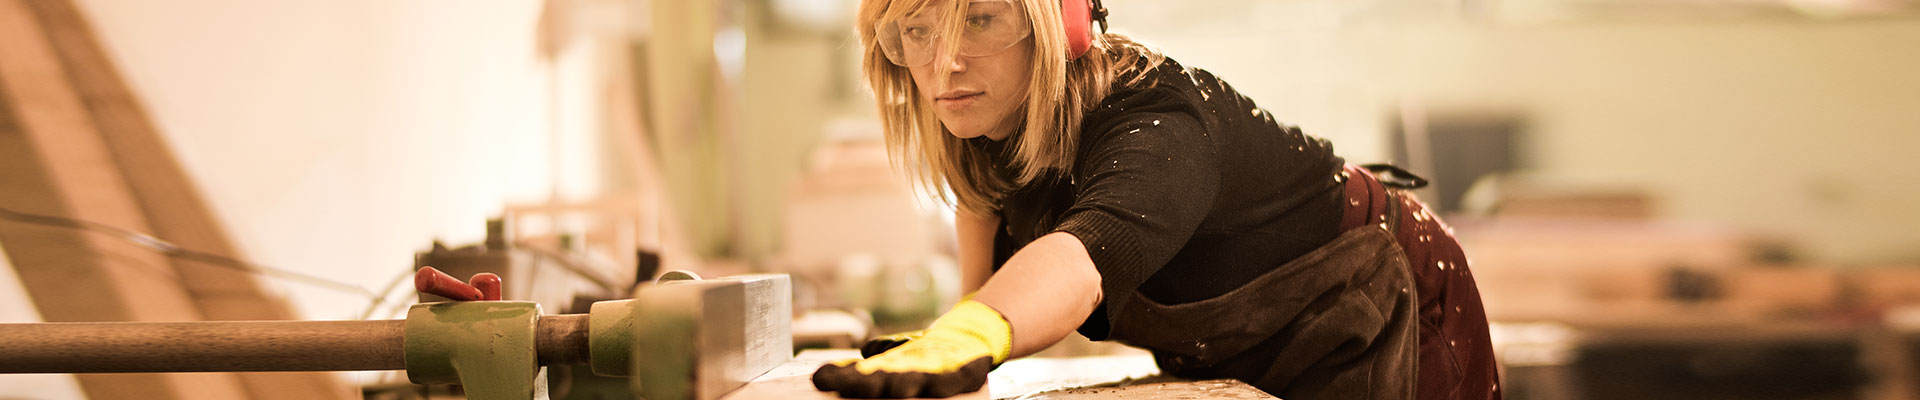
left=722, top=350, right=1280, bottom=400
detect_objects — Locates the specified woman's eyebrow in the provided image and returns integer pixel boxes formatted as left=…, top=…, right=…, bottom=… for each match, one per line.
left=901, top=8, right=955, bottom=24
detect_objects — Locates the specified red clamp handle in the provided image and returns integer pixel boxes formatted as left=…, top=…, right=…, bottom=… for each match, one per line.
left=415, top=267, right=503, bottom=301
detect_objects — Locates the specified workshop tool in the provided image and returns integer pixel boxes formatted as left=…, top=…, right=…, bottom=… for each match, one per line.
left=416, top=266, right=500, bottom=301
left=415, top=219, right=626, bottom=314
left=0, top=271, right=793, bottom=400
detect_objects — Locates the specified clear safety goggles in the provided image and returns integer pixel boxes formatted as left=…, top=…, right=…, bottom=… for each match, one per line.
left=876, top=0, right=1033, bottom=67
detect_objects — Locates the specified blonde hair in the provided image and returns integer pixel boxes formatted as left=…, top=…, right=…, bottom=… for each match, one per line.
left=856, top=0, right=1163, bottom=215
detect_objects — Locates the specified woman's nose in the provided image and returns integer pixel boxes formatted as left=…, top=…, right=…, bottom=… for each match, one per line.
left=934, top=50, right=966, bottom=73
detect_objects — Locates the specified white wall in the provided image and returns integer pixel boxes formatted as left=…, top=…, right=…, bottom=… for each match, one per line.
left=60, top=0, right=614, bottom=319
left=1103, top=1, right=1920, bottom=264
left=1391, top=19, right=1920, bottom=264
left=734, top=1, right=1920, bottom=267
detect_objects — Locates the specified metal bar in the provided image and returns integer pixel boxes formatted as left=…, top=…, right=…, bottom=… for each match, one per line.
left=631, top=274, right=793, bottom=400
left=0, top=314, right=592, bottom=373
left=536, top=313, right=591, bottom=366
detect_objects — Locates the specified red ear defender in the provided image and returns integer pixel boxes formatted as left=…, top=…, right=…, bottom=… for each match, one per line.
left=1060, top=0, right=1107, bottom=60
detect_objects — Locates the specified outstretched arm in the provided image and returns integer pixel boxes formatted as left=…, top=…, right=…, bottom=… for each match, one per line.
left=955, top=208, right=999, bottom=293
left=816, top=113, right=1215, bottom=398
left=971, top=231, right=1101, bottom=359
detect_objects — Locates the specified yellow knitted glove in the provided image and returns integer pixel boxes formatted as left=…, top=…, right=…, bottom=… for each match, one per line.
left=860, top=293, right=978, bottom=358
left=813, top=300, right=1012, bottom=398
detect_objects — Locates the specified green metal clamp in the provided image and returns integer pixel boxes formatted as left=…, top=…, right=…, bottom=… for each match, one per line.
left=397, top=273, right=791, bottom=400
left=589, top=298, right=636, bottom=377
left=404, top=301, right=546, bottom=400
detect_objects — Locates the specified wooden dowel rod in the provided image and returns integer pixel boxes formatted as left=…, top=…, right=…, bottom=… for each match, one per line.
left=0, top=314, right=593, bottom=373
left=0, top=319, right=406, bottom=373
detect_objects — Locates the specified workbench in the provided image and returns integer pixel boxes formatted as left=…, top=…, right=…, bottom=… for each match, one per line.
left=722, top=349, right=1279, bottom=400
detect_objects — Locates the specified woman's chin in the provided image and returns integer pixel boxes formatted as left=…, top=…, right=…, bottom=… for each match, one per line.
left=943, top=124, right=988, bottom=139
left=941, top=115, right=1014, bottom=140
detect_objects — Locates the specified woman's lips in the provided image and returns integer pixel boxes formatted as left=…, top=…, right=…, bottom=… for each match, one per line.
left=936, top=93, right=983, bottom=110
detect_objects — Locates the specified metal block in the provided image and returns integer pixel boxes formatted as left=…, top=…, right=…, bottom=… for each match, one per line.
left=631, top=274, right=792, bottom=400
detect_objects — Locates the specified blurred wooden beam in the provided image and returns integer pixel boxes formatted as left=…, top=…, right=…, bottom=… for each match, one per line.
left=19, top=0, right=303, bottom=322
left=0, top=0, right=347, bottom=398
left=0, top=1, right=249, bottom=398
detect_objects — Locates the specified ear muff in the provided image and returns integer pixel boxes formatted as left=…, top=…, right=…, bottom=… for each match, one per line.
left=1060, top=0, right=1107, bottom=60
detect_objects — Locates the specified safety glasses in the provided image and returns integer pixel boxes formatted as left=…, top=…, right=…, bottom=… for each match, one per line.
left=876, top=0, right=1033, bottom=67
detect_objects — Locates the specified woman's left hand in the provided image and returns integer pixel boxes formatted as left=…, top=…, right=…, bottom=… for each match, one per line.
left=812, top=300, right=1011, bottom=398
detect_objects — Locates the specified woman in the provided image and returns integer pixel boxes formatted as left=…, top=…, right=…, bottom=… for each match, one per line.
left=811, top=0, right=1500, bottom=399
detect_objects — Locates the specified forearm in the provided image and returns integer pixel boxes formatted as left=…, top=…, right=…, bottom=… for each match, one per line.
left=955, top=209, right=998, bottom=293
left=970, top=231, right=1102, bottom=359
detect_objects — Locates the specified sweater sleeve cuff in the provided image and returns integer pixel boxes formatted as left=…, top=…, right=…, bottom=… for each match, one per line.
left=1054, top=211, right=1157, bottom=327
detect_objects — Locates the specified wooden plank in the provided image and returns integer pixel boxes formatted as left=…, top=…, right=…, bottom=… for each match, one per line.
left=721, top=350, right=989, bottom=400
left=725, top=350, right=1280, bottom=400
left=1010, top=379, right=1278, bottom=399
left=0, top=1, right=251, bottom=398
left=12, top=1, right=350, bottom=397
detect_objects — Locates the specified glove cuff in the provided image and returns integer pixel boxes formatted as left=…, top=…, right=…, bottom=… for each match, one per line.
left=932, top=300, right=1014, bottom=364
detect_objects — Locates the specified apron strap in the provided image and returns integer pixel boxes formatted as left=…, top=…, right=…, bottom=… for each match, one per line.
left=1359, top=164, right=1429, bottom=190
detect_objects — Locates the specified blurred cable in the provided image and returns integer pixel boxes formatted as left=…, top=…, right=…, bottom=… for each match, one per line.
left=0, top=205, right=380, bottom=301
left=511, top=243, right=624, bottom=294
left=0, top=206, right=642, bottom=320
left=359, top=268, right=419, bottom=320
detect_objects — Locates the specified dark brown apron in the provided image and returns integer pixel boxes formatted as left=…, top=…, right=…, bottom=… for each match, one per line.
left=1103, top=164, right=1502, bottom=400
left=1106, top=213, right=1420, bottom=399
left=1346, top=164, right=1502, bottom=400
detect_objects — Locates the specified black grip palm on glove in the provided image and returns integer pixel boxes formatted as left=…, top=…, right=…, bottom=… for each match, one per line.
left=812, top=356, right=994, bottom=398
left=812, top=300, right=1012, bottom=398
left=860, top=329, right=922, bottom=358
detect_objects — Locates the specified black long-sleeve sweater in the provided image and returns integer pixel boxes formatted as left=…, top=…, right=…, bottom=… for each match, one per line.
left=981, top=55, right=1348, bottom=340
